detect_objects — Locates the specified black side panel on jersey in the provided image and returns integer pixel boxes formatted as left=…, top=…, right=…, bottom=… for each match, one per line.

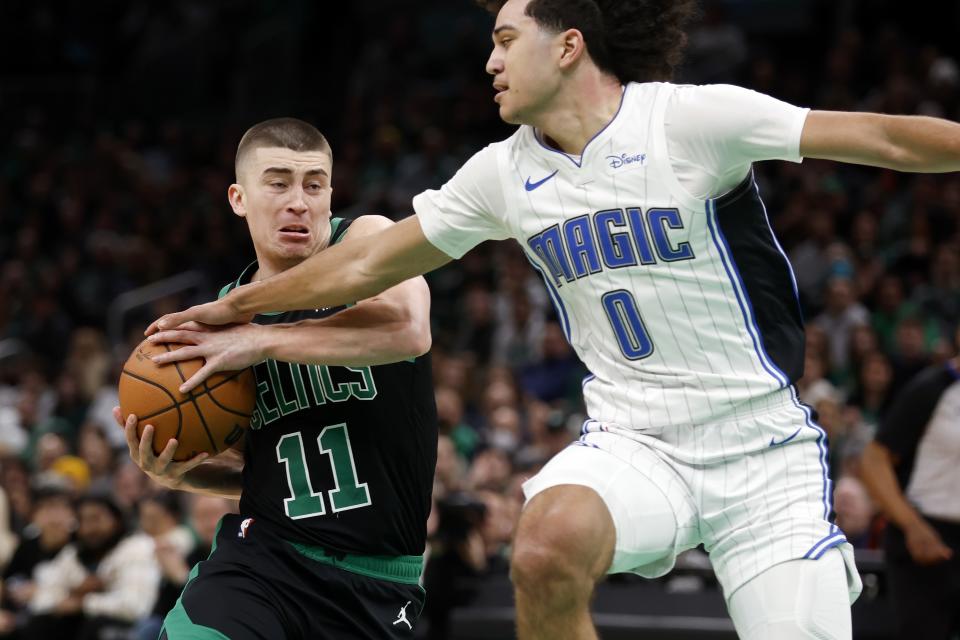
left=714, top=174, right=805, bottom=383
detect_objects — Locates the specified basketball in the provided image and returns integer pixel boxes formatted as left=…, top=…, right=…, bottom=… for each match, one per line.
left=118, top=338, right=256, bottom=461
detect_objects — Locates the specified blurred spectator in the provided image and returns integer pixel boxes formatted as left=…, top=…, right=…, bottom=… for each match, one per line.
left=25, top=493, right=159, bottom=640
left=422, top=492, right=487, bottom=640
left=0, top=487, right=17, bottom=574
left=435, top=387, right=477, bottom=461
left=833, top=476, right=879, bottom=549
left=889, top=315, right=934, bottom=390
left=111, top=463, right=149, bottom=520
left=518, top=321, right=587, bottom=405
left=813, top=275, right=870, bottom=373
left=847, top=351, right=894, bottom=430
left=132, top=494, right=233, bottom=640
left=76, top=425, right=116, bottom=495
left=0, top=482, right=75, bottom=637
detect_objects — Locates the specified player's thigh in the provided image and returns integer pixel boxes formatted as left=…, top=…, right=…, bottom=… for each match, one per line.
left=521, top=435, right=696, bottom=578
left=727, top=547, right=852, bottom=640
left=163, top=569, right=286, bottom=640
left=699, top=410, right=862, bottom=600
left=163, top=515, right=287, bottom=640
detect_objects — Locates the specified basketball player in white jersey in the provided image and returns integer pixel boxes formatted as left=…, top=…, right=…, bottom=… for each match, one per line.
left=149, top=0, right=960, bottom=637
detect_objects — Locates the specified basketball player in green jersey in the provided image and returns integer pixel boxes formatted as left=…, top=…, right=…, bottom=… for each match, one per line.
left=113, top=118, right=437, bottom=639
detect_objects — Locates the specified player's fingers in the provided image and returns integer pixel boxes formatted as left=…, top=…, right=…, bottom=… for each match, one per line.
left=149, top=330, right=202, bottom=346
left=112, top=406, right=124, bottom=428
left=144, top=319, right=162, bottom=336
left=139, top=424, right=158, bottom=464
left=179, top=361, right=218, bottom=394
left=178, top=321, right=208, bottom=332
left=151, top=345, right=204, bottom=366
left=156, top=309, right=197, bottom=332
left=172, top=452, right=210, bottom=475
left=155, top=438, right=180, bottom=471
left=124, top=415, right=140, bottom=459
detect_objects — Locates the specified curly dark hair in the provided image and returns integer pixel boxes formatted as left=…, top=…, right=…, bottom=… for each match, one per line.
left=477, top=0, right=699, bottom=83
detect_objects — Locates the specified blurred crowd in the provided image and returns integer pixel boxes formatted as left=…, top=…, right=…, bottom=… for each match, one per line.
left=1, top=0, right=959, bottom=637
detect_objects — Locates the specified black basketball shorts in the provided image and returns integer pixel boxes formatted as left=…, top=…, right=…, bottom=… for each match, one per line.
left=160, top=514, right=425, bottom=639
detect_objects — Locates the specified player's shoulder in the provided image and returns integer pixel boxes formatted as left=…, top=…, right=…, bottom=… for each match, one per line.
left=347, top=214, right=393, bottom=234
left=666, top=82, right=769, bottom=106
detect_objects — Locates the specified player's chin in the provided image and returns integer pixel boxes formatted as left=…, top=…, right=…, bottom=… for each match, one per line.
left=272, top=240, right=316, bottom=261
left=498, top=104, right=522, bottom=125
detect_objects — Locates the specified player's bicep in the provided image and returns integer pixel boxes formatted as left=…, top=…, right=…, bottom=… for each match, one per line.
left=799, top=110, right=896, bottom=166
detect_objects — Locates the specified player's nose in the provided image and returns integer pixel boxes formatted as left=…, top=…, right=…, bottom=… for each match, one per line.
left=485, top=48, right=503, bottom=76
left=286, top=186, right=309, bottom=213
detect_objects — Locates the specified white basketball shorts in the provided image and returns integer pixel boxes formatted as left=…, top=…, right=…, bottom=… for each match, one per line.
left=521, top=404, right=863, bottom=602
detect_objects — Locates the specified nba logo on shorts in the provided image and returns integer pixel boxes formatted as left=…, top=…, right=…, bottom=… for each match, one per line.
left=238, top=517, right=255, bottom=539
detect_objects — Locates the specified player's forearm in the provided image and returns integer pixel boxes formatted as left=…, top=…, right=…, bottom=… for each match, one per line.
left=802, top=111, right=960, bottom=172
left=878, top=114, right=960, bottom=172
left=170, top=455, right=243, bottom=499
left=228, top=216, right=449, bottom=315
left=860, top=441, right=923, bottom=529
left=262, top=303, right=431, bottom=366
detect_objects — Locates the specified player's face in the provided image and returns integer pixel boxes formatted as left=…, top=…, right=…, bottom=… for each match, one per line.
left=486, top=0, right=563, bottom=125
left=231, top=147, right=333, bottom=269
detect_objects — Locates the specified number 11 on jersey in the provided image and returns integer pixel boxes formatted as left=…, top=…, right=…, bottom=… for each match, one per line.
left=276, top=424, right=372, bottom=520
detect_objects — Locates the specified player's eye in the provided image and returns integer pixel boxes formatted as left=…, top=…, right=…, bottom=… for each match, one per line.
left=270, top=181, right=286, bottom=189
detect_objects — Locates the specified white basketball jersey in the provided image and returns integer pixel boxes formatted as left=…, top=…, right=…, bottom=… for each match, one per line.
left=414, top=82, right=811, bottom=438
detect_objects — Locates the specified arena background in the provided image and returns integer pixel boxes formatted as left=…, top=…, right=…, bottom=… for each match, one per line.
left=2, top=0, right=960, bottom=638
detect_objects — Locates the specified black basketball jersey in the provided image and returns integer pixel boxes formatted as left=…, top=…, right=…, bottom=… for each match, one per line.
left=218, top=217, right=438, bottom=557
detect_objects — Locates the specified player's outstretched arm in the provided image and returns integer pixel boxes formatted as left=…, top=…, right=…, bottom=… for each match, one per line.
left=114, top=407, right=243, bottom=499
left=149, top=216, right=433, bottom=392
left=151, top=214, right=451, bottom=332
left=800, top=110, right=960, bottom=172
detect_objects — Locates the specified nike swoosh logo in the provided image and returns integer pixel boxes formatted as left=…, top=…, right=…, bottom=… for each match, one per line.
left=769, top=427, right=802, bottom=447
left=524, top=170, right=559, bottom=191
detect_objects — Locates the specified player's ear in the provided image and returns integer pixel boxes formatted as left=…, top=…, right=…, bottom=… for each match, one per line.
left=228, top=184, right=247, bottom=218
left=557, top=28, right=586, bottom=70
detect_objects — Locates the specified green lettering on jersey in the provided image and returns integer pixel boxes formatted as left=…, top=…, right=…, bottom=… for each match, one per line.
left=267, top=360, right=298, bottom=416
left=346, top=367, right=378, bottom=400
left=288, top=363, right=310, bottom=410
left=255, top=379, right=280, bottom=427
left=306, top=365, right=328, bottom=406
left=319, top=365, right=351, bottom=402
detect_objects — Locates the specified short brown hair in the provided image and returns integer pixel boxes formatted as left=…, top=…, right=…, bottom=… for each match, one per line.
left=235, top=117, right=332, bottom=178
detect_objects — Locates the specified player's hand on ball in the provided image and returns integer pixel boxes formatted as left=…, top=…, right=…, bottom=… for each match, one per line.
left=147, top=322, right=265, bottom=393
left=115, top=408, right=209, bottom=489
left=147, top=296, right=254, bottom=336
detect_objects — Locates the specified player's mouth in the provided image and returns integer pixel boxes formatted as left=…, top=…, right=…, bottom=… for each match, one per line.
left=277, top=224, right=311, bottom=242
left=493, top=82, right=508, bottom=102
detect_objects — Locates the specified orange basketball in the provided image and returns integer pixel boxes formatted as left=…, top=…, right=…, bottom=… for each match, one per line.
left=118, top=338, right=256, bottom=461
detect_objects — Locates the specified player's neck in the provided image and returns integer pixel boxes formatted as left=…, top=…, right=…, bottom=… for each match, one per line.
left=535, top=75, right=624, bottom=156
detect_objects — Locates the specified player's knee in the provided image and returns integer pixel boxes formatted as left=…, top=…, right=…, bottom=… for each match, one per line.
left=510, top=486, right=614, bottom=592
left=510, top=536, right=582, bottom=594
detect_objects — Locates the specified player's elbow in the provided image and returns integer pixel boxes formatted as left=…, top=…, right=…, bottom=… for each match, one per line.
left=399, top=319, right=432, bottom=359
